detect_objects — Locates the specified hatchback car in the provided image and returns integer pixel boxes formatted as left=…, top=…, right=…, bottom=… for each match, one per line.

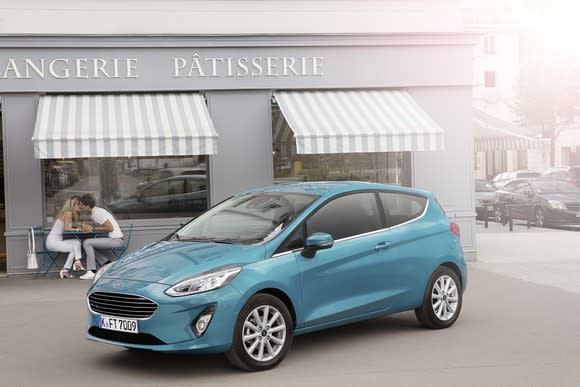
left=108, top=175, right=207, bottom=216
left=491, top=170, right=540, bottom=190
left=86, top=182, right=466, bottom=371
left=474, top=179, right=495, bottom=220
left=541, top=166, right=580, bottom=186
left=493, top=177, right=580, bottom=226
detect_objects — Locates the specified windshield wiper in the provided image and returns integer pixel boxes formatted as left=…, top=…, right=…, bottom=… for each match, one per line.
left=178, top=236, right=217, bottom=243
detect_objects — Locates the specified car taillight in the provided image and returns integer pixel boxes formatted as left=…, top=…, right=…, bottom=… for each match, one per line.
left=450, top=222, right=460, bottom=238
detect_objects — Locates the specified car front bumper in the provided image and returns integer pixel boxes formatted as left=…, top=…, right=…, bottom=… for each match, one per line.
left=86, top=278, right=244, bottom=354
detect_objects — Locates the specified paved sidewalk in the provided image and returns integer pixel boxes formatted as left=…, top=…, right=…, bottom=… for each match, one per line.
left=473, top=221, right=580, bottom=294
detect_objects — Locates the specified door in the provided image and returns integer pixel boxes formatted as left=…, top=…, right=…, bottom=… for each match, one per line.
left=513, top=181, right=535, bottom=220
left=292, top=192, right=394, bottom=327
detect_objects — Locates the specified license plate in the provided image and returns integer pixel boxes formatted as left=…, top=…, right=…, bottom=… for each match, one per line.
left=98, top=315, right=139, bottom=333
left=576, top=212, right=580, bottom=218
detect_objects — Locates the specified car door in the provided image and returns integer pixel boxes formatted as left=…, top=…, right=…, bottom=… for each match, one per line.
left=291, top=192, right=395, bottom=327
left=513, top=181, right=535, bottom=220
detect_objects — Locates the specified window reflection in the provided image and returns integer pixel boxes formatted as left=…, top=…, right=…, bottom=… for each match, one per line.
left=43, top=156, right=208, bottom=222
left=272, top=104, right=411, bottom=186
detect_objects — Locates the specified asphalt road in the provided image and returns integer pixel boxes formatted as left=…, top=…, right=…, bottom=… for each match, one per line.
left=1, top=226, right=579, bottom=386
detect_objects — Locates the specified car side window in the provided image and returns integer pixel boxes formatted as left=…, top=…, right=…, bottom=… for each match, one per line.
left=186, top=180, right=207, bottom=193
left=515, top=182, right=532, bottom=196
left=305, top=193, right=382, bottom=241
left=502, top=182, right=517, bottom=193
left=168, top=180, right=185, bottom=195
left=379, top=192, right=427, bottom=227
left=150, top=182, right=169, bottom=197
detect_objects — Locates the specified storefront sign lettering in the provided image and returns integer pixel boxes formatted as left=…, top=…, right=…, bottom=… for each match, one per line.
left=171, top=54, right=324, bottom=78
left=0, top=58, right=139, bottom=79
left=0, top=54, right=324, bottom=81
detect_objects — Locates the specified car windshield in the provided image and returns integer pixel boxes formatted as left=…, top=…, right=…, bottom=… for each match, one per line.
left=475, top=180, right=494, bottom=192
left=174, top=192, right=319, bottom=244
left=516, top=172, right=540, bottom=178
left=531, top=180, right=579, bottom=194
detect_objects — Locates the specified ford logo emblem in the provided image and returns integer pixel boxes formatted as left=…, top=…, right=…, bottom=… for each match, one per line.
left=112, top=280, right=126, bottom=289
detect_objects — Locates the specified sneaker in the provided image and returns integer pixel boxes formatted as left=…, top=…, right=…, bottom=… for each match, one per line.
left=80, top=271, right=95, bottom=280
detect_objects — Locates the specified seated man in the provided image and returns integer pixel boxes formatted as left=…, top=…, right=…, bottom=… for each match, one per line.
left=78, top=194, right=124, bottom=280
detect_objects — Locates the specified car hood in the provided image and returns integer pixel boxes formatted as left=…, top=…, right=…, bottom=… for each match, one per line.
left=102, top=241, right=266, bottom=285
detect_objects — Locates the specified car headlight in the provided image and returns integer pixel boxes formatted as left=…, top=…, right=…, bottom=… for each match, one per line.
left=92, top=262, right=113, bottom=285
left=548, top=200, right=567, bottom=210
left=165, top=266, right=242, bottom=297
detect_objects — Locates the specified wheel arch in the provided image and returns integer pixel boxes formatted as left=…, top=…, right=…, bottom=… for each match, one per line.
left=440, top=261, right=464, bottom=289
left=254, top=288, right=297, bottom=329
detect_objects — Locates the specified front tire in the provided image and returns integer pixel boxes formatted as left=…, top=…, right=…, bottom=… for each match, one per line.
left=415, top=266, right=463, bottom=329
left=534, top=207, right=546, bottom=227
left=226, top=294, right=293, bottom=371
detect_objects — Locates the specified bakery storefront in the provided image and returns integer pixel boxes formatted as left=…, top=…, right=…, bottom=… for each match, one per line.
left=0, top=34, right=478, bottom=274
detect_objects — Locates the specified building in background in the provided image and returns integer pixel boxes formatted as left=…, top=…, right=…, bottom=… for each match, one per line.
left=0, top=1, right=480, bottom=274
left=462, top=0, right=549, bottom=181
left=464, top=0, right=580, bottom=180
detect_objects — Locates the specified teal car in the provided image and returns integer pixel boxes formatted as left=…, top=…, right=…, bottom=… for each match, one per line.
left=87, top=182, right=467, bottom=371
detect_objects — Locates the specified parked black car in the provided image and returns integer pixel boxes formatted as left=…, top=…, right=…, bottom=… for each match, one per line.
left=474, top=179, right=495, bottom=220
left=492, top=177, right=580, bottom=227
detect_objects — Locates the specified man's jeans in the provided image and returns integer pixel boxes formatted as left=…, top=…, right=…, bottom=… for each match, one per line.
left=83, top=237, right=125, bottom=271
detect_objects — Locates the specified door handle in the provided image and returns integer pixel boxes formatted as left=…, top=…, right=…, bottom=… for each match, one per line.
left=374, top=241, right=392, bottom=251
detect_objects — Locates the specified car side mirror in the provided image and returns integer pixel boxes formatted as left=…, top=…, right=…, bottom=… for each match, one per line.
left=301, top=232, right=334, bottom=258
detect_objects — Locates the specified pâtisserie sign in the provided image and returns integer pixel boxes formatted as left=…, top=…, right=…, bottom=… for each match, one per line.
left=0, top=54, right=324, bottom=80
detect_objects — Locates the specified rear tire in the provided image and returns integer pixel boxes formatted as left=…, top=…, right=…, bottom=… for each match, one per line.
left=494, top=205, right=504, bottom=224
left=226, top=294, right=293, bottom=372
left=415, top=266, right=463, bottom=329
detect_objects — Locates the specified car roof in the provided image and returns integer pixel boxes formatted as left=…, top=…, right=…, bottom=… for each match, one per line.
left=240, top=181, right=432, bottom=200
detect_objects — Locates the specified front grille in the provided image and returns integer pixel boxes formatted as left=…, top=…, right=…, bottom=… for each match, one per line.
left=88, top=292, right=158, bottom=319
left=88, top=327, right=166, bottom=345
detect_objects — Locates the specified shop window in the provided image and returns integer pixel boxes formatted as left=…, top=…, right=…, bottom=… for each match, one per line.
left=483, top=35, right=496, bottom=55
left=484, top=71, right=496, bottom=88
left=43, top=156, right=208, bottom=223
left=272, top=104, right=412, bottom=187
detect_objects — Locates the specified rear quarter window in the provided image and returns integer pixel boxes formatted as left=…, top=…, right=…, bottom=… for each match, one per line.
left=379, top=192, right=428, bottom=227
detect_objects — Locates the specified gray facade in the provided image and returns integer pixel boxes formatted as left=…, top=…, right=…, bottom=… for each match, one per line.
left=0, top=34, right=479, bottom=274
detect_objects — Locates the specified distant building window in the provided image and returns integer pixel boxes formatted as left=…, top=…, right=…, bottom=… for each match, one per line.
left=484, top=71, right=496, bottom=88
left=484, top=35, right=496, bottom=54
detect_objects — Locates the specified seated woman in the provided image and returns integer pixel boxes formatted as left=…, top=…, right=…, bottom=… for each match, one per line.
left=46, top=196, right=85, bottom=279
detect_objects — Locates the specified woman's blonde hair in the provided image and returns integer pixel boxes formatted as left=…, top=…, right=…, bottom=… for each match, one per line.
left=56, top=196, right=81, bottom=223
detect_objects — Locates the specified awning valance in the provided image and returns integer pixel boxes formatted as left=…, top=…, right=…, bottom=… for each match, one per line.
left=473, top=108, right=538, bottom=152
left=273, top=90, right=444, bottom=154
left=32, top=93, right=218, bottom=159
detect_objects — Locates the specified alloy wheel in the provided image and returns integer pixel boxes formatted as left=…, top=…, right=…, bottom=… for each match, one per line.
left=535, top=208, right=545, bottom=227
left=494, top=207, right=503, bottom=223
left=431, top=275, right=459, bottom=321
left=242, top=305, right=287, bottom=362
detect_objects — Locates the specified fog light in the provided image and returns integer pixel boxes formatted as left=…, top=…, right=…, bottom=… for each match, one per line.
left=192, top=305, right=216, bottom=338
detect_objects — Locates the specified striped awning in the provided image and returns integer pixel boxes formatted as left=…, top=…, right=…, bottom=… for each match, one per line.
left=273, top=90, right=444, bottom=154
left=473, top=108, right=538, bottom=152
left=32, top=94, right=218, bottom=159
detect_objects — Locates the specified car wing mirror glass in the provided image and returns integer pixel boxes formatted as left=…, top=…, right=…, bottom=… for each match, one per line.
left=301, top=232, right=334, bottom=258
